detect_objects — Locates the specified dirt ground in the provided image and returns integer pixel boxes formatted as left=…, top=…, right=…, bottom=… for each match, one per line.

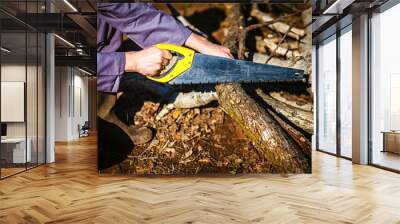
left=104, top=102, right=273, bottom=175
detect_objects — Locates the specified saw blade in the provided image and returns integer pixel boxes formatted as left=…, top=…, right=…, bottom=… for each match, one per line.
left=168, top=53, right=305, bottom=85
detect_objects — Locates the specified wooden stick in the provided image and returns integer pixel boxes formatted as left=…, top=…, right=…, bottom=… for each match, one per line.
left=250, top=8, right=305, bottom=40
left=270, top=92, right=313, bottom=112
left=267, top=108, right=311, bottom=157
left=269, top=92, right=314, bottom=112
left=263, top=38, right=302, bottom=59
left=255, top=89, right=313, bottom=135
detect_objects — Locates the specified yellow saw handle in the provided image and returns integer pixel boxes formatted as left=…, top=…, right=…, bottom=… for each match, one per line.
left=146, top=43, right=195, bottom=83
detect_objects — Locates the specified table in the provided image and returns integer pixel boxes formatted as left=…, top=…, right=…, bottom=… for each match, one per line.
left=382, top=131, right=400, bottom=154
left=1, top=138, right=31, bottom=164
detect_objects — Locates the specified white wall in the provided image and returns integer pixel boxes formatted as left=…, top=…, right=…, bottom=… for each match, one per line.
left=55, top=66, right=69, bottom=141
left=1, top=65, right=26, bottom=138
left=54, top=66, right=89, bottom=141
left=72, top=73, right=89, bottom=138
left=1, top=65, right=41, bottom=138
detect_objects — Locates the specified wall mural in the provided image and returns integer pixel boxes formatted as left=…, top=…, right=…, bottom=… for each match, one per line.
left=97, top=3, right=313, bottom=175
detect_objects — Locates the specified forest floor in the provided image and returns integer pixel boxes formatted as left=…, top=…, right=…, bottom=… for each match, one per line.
left=104, top=103, right=273, bottom=175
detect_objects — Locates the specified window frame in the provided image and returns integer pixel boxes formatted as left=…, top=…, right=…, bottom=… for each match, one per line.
left=315, top=23, right=353, bottom=160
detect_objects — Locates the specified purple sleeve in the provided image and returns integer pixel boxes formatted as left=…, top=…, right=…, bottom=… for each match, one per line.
left=97, top=52, right=125, bottom=92
left=97, top=3, right=192, bottom=48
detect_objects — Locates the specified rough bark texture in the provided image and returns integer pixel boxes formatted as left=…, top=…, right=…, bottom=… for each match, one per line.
left=216, top=4, right=310, bottom=173
left=221, top=4, right=245, bottom=59
left=270, top=91, right=313, bottom=112
left=216, top=84, right=310, bottom=173
left=267, top=109, right=311, bottom=157
left=255, top=89, right=313, bottom=135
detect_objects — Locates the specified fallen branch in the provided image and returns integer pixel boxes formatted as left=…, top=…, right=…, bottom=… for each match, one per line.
left=270, top=91, right=313, bottom=112
left=265, top=21, right=293, bottom=63
left=262, top=37, right=302, bottom=59
left=250, top=7, right=305, bottom=40
left=217, top=84, right=310, bottom=173
left=267, top=108, right=311, bottom=157
left=255, top=89, right=313, bottom=134
left=156, top=91, right=218, bottom=120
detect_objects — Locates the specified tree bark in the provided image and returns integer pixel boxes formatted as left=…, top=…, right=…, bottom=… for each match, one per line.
left=255, top=89, right=313, bottom=134
left=216, top=84, right=310, bottom=173
left=267, top=108, right=311, bottom=157
left=216, top=4, right=310, bottom=173
left=270, top=91, right=313, bottom=112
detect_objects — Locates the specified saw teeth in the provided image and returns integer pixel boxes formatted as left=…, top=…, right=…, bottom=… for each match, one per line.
left=168, top=77, right=305, bottom=85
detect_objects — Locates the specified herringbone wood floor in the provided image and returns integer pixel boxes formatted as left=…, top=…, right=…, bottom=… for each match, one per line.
left=1, top=134, right=399, bottom=224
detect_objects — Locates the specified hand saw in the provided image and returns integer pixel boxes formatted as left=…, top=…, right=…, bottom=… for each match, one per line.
left=143, top=43, right=305, bottom=85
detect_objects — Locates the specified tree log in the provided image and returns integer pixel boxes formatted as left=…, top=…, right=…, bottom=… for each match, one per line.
left=156, top=91, right=218, bottom=120
left=216, top=84, right=310, bottom=173
left=267, top=108, right=311, bottom=157
left=255, top=89, right=313, bottom=134
left=270, top=91, right=313, bottom=112
left=216, top=4, right=310, bottom=173
left=250, top=7, right=305, bottom=40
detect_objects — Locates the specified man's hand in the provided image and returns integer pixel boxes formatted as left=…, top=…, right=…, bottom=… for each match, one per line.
left=125, top=47, right=172, bottom=76
left=185, top=33, right=233, bottom=59
left=125, top=33, right=231, bottom=77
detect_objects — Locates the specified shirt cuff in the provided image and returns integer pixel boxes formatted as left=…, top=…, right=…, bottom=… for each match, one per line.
left=97, top=75, right=121, bottom=93
left=97, top=52, right=126, bottom=76
left=176, top=28, right=192, bottom=46
left=118, top=52, right=126, bottom=75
